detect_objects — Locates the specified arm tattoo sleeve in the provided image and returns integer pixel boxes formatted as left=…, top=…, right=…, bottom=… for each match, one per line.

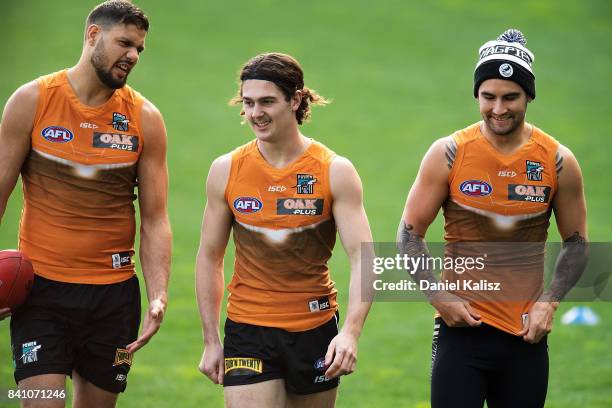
left=546, top=232, right=588, bottom=301
left=396, top=221, right=439, bottom=300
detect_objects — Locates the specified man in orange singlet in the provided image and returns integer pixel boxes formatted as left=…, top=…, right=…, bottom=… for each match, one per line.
left=0, top=2, right=171, bottom=407
left=397, top=29, right=587, bottom=408
left=195, top=53, right=374, bottom=407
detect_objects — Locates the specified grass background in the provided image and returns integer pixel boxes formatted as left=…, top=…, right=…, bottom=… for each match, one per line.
left=1, top=0, right=611, bottom=406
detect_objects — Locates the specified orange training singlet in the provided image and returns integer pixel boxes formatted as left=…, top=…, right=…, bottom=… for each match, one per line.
left=19, top=70, right=145, bottom=284
left=225, top=139, right=338, bottom=332
left=442, top=122, right=559, bottom=334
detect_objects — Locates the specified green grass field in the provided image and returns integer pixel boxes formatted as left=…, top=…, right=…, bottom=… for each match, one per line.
left=1, top=0, right=612, bottom=406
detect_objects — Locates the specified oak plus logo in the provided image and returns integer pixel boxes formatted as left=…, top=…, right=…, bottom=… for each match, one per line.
left=93, top=132, right=139, bottom=152
left=277, top=198, right=324, bottom=216
left=508, top=184, right=551, bottom=203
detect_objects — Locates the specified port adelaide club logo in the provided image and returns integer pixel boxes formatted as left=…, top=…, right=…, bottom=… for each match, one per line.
left=525, top=160, right=544, bottom=181
left=294, top=174, right=317, bottom=194
left=111, top=112, right=129, bottom=131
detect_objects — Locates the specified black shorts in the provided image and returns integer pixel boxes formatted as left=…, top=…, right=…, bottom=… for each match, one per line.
left=430, top=317, right=548, bottom=408
left=10, top=275, right=141, bottom=393
left=223, top=314, right=340, bottom=395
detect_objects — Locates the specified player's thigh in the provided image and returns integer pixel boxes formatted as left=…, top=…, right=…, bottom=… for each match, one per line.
left=224, top=378, right=286, bottom=408
left=72, top=370, right=118, bottom=408
left=431, top=318, right=487, bottom=408
left=18, top=374, right=66, bottom=408
left=286, top=387, right=337, bottom=408
left=487, top=336, right=548, bottom=408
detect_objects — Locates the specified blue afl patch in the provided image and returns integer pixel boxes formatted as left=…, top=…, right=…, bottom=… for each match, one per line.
left=41, top=126, right=74, bottom=143
left=459, top=180, right=492, bottom=197
left=233, top=197, right=263, bottom=214
left=314, top=357, right=327, bottom=371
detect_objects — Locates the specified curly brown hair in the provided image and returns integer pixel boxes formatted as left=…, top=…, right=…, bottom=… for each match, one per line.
left=230, top=53, right=329, bottom=125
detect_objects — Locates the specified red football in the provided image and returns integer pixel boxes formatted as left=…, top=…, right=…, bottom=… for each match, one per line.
left=0, top=250, right=35, bottom=311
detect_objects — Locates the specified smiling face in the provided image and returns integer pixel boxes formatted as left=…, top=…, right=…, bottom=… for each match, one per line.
left=478, top=79, right=531, bottom=137
left=241, top=79, right=301, bottom=142
left=89, top=23, right=146, bottom=89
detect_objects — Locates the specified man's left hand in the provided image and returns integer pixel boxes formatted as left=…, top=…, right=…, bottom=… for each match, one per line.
left=324, top=330, right=358, bottom=379
left=518, top=300, right=558, bottom=344
left=127, top=298, right=166, bottom=353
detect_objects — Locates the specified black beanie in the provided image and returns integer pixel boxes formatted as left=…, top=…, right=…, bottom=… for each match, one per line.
left=474, top=29, right=536, bottom=99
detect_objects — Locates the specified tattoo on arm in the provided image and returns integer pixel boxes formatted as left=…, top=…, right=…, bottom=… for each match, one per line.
left=546, top=232, right=588, bottom=302
left=396, top=221, right=439, bottom=299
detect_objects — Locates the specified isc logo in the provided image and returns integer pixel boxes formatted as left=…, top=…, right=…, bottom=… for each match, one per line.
left=308, top=297, right=331, bottom=312
left=459, top=180, right=492, bottom=197
left=233, top=197, right=263, bottom=214
left=41, top=126, right=74, bottom=143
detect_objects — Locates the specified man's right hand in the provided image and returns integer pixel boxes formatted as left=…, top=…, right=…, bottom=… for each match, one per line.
left=199, top=341, right=224, bottom=385
left=0, top=308, right=11, bottom=321
left=430, top=291, right=482, bottom=327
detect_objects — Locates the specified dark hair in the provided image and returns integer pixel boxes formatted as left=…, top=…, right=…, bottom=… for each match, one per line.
left=86, top=0, right=149, bottom=31
left=230, top=53, right=328, bottom=125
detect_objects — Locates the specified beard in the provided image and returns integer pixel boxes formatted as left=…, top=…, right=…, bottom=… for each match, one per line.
left=90, top=38, right=127, bottom=89
left=483, top=111, right=525, bottom=136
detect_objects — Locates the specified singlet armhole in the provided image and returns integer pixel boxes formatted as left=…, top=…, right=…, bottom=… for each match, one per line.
left=223, top=151, right=239, bottom=203
left=552, top=146, right=560, bottom=194
left=447, top=133, right=463, bottom=186
left=135, top=95, right=146, bottom=153
left=533, top=127, right=561, bottom=194
left=31, top=79, right=48, bottom=130
left=325, top=152, right=337, bottom=209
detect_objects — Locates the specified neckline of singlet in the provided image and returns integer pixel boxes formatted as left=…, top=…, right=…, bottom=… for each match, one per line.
left=476, top=121, right=538, bottom=159
left=253, top=138, right=316, bottom=173
left=60, top=69, right=121, bottom=115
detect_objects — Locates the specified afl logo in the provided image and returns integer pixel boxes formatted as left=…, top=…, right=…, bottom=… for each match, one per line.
left=314, top=357, right=327, bottom=371
left=41, top=126, right=74, bottom=143
left=233, top=197, right=263, bottom=214
left=499, top=63, right=513, bottom=78
left=460, top=180, right=492, bottom=197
